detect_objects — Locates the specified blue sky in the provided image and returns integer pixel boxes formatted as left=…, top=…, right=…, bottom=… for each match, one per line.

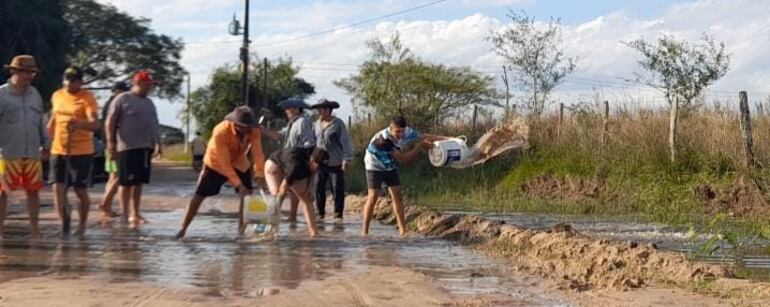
left=97, top=0, right=770, bottom=130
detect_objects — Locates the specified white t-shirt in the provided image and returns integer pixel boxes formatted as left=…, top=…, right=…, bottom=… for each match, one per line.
left=363, top=127, right=420, bottom=172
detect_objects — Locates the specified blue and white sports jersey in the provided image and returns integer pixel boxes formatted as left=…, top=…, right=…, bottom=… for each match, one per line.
left=363, top=126, right=420, bottom=171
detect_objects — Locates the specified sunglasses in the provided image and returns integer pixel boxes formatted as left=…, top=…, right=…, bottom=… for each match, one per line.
left=14, top=69, right=37, bottom=76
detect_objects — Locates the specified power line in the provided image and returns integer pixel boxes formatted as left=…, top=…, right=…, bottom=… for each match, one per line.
left=251, top=0, right=449, bottom=48
left=184, top=0, right=448, bottom=47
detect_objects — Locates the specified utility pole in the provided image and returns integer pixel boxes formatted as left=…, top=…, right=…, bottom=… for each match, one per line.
left=502, top=65, right=510, bottom=119
left=262, top=57, right=268, bottom=110
left=229, top=0, right=251, bottom=107
left=184, top=73, right=191, bottom=153
left=241, top=0, right=250, bottom=107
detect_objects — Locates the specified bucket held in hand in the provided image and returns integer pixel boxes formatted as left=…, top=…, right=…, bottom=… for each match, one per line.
left=429, top=137, right=469, bottom=167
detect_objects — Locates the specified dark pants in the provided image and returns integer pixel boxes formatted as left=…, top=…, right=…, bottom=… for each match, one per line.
left=315, top=165, right=345, bottom=218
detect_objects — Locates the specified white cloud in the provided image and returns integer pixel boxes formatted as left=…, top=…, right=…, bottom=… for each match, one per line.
left=98, top=0, right=770, bottom=127
left=461, top=0, right=534, bottom=8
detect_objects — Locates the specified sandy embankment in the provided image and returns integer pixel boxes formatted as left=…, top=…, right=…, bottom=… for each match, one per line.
left=346, top=195, right=770, bottom=306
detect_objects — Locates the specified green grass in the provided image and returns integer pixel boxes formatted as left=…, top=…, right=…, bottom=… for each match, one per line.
left=164, top=144, right=193, bottom=163
left=342, top=145, right=770, bottom=239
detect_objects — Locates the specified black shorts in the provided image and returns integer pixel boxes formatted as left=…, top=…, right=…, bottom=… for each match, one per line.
left=195, top=166, right=253, bottom=197
left=53, top=155, right=93, bottom=188
left=193, top=154, right=204, bottom=162
left=366, top=170, right=401, bottom=189
left=117, top=148, right=153, bottom=186
left=268, top=148, right=313, bottom=185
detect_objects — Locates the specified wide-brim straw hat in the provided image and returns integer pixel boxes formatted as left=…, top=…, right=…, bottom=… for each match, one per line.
left=224, top=105, right=258, bottom=127
left=277, top=97, right=309, bottom=110
left=3, top=55, right=39, bottom=72
left=310, top=98, right=340, bottom=109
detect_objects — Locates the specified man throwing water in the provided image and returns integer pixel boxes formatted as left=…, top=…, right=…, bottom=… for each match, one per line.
left=362, top=115, right=447, bottom=237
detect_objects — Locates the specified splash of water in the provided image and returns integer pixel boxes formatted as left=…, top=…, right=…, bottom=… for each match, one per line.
left=450, top=118, right=530, bottom=169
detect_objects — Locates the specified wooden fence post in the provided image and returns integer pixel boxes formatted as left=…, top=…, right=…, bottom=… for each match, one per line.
left=348, top=115, right=352, bottom=130
left=739, top=91, right=755, bottom=168
left=367, top=113, right=371, bottom=128
left=601, top=101, right=610, bottom=150
left=558, top=103, right=564, bottom=139
left=472, top=105, right=478, bottom=139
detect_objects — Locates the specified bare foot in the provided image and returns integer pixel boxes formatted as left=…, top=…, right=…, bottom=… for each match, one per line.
left=128, top=216, right=148, bottom=226
left=100, top=209, right=119, bottom=219
left=75, top=223, right=86, bottom=236
left=174, top=229, right=186, bottom=240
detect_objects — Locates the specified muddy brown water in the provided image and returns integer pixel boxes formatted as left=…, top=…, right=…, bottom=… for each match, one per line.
left=0, top=167, right=569, bottom=306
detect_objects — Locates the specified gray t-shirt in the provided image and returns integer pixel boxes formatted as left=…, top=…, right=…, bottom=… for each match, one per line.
left=107, top=92, right=159, bottom=152
left=280, top=114, right=315, bottom=149
left=0, top=83, right=49, bottom=159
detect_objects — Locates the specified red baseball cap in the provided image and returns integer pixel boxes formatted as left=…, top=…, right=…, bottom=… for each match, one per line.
left=133, top=70, right=158, bottom=85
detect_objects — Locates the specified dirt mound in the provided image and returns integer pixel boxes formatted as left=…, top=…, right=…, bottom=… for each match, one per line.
left=347, top=195, right=731, bottom=291
left=521, top=175, right=603, bottom=201
left=697, top=176, right=770, bottom=217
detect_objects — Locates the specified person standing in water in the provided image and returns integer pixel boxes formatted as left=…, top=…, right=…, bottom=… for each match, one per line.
left=262, top=97, right=319, bottom=237
left=49, top=66, right=100, bottom=234
left=105, top=70, right=162, bottom=226
left=98, top=81, right=130, bottom=219
left=176, top=106, right=265, bottom=239
left=361, top=115, right=447, bottom=237
left=310, top=99, right=354, bottom=220
left=0, top=55, right=49, bottom=237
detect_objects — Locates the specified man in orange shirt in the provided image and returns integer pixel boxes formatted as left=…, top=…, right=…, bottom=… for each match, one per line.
left=48, top=67, right=100, bottom=234
left=175, top=106, right=265, bottom=239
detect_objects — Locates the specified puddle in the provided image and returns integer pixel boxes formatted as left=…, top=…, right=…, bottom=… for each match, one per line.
left=0, top=195, right=568, bottom=306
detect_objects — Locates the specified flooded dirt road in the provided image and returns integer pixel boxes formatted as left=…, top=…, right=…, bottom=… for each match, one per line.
left=0, top=163, right=569, bottom=306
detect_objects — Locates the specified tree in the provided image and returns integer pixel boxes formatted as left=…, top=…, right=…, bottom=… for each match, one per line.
left=65, top=0, right=186, bottom=98
left=335, top=33, right=499, bottom=130
left=488, top=10, right=577, bottom=116
left=626, top=34, right=730, bottom=162
left=188, top=58, right=315, bottom=138
left=0, top=0, right=70, bottom=104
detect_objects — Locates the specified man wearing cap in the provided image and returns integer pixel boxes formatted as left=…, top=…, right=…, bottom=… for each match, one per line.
left=105, top=70, right=162, bottom=226
left=0, top=55, right=50, bottom=237
left=176, top=106, right=265, bottom=239
left=262, top=97, right=318, bottom=236
left=48, top=66, right=100, bottom=234
left=310, top=99, right=354, bottom=220
left=98, top=81, right=130, bottom=219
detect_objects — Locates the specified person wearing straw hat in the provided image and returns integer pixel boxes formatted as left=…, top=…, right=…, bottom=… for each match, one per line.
left=48, top=66, right=100, bottom=235
left=0, top=55, right=50, bottom=237
left=310, top=98, right=354, bottom=220
left=175, top=106, right=266, bottom=239
left=105, top=70, right=162, bottom=226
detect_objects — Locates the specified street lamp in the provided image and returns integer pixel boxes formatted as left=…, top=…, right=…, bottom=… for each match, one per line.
left=183, top=72, right=191, bottom=153
left=228, top=1, right=250, bottom=108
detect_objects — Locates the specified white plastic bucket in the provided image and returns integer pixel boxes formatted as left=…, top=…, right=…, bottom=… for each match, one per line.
left=429, top=137, right=469, bottom=167
left=243, top=190, right=280, bottom=224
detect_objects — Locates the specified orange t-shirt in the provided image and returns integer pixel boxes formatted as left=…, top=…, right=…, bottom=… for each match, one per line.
left=50, top=88, right=99, bottom=155
left=203, top=121, right=266, bottom=187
